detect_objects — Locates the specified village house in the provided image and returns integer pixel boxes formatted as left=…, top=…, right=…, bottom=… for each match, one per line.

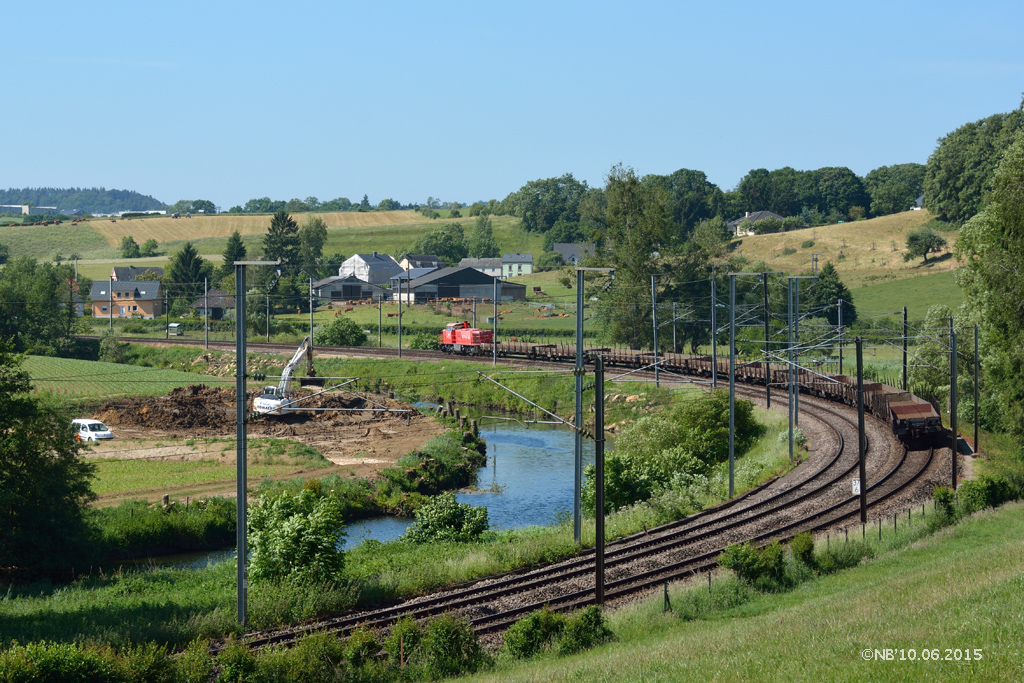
left=338, top=252, right=403, bottom=284
left=458, top=257, right=503, bottom=277
left=89, top=281, right=162, bottom=319
left=502, top=253, right=534, bottom=278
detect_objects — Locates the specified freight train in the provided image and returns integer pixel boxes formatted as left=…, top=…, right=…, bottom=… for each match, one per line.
left=437, top=322, right=945, bottom=445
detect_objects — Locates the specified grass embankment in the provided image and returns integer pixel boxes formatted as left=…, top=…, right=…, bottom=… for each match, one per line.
left=0, top=402, right=791, bottom=649
left=23, top=355, right=222, bottom=399
left=851, top=269, right=964, bottom=317
left=88, top=439, right=329, bottom=499
left=467, top=501, right=1024, bottom=683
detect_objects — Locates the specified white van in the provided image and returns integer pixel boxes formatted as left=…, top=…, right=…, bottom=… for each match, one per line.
left=72, top=418, right=113, bottom=441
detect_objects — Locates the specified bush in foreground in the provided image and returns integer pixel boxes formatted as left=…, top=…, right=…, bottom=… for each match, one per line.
left=404, top=491, right=489, bottom=544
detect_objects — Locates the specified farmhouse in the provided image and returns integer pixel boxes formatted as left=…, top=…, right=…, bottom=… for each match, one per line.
left=188, top=290, right=235, bottom=320
left=459, top=257, right=502, bottom=277
left=338, top=252, right=403, bottom=285
left=552, top=243, right=594, bottom=265
left=313, top=274, right=386, bottom=302
left=502, top=253, right=534, bottom=278
left=727, top=210, right=785, bottom=237
left=397, top=254, right=445, bottom=269
left=89, top=281, right=162, bottom=319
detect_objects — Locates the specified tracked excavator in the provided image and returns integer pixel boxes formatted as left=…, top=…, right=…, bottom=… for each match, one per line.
left=252, top=337, right=321, bottom=416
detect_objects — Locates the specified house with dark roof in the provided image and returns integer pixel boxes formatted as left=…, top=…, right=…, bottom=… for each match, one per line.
left=189, top=290, right=235, bottom=320
left=399, top=267, right=526, bottom=303
left=89, top=281, right=162, bottom=319
left=552, top=243, right=594, bottom=265
left=458, top=257, right=502, bottom=277
left=111, top=265, right=164, bottom=281
left=727, top=211, right=785, bottom=237
left=389, top=267, right=441, bottom=291
left=502, top=253, right=534, bottom=278
left=338, top=252, right=402, bottom=284
left=313, top=275, right=386, bottom=302
left=397, top=254, right=445, bottom=270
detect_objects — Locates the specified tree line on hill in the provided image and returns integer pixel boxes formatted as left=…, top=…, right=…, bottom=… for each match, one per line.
left=0, top=187, right=165, bottom=214
left=227, top=194, right=415, bottom=214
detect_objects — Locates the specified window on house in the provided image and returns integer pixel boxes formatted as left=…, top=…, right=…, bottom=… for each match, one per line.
left=101, top=306, right=107, bottom=312
left=133, top=306, right=138, bottom=311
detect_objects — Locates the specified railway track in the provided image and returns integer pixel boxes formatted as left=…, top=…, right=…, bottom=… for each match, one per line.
left=225, top=387, right=934, bottom=651
left=94, top=336, right=939, bottom=647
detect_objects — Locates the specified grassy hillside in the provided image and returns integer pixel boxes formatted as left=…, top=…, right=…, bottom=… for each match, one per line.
left=469, top=501, right=1024, bottom=682
left=11, top=211, right=545, bottom=280
left=851, top=269, right=964, bottom=317
left=731, top=210, right=957, bottom=289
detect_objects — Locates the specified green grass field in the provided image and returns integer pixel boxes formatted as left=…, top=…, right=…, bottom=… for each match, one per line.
left=468, top=501, right=1024, bottom=683
left=851, top=269, right=963, bottom=317
left=23, top=356, right=221, bottom=398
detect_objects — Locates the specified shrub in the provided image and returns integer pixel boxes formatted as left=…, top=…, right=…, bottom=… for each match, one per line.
left=99, top=330, right=128, bottom=363
left=384, top=615, right=424, bottom=667
left=718, top=540, right=789, bottom=591
left=933, top=486, right=957, bottom=519
left=816, top=540, right=874, bottom=575
left=248, top=489, right=346, bottom=583
left=409, top=332, right=440, bottom=350
left=557, top=605, right=612, bottom=655
left=790, top=531, right=816, bottom=568
left=405, top=491, right=489, bottom=544
left=504, top=607, right=566, bottom=659
left=421, top=613, right=488, bottom=679
left=344, top=626, right=381, bottom=669
left=122, top=319, right=149, bottom=334
left=314, top=315, right=368, bottom=346
left=174, top=638, right=214, bottom=683
left=216, top=638, right=256, bottom=683
left=958, top=475, right=1015, bottom=516
left=781, top=247, right=797, bottom=256
left=801, top=240, right=815, bottom=248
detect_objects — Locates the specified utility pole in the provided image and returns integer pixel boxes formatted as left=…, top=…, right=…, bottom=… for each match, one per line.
left=492, top=278, right=498, bottom=367
left=398, top=274, right=403, bottom=358
left=473, top=297, right=477, bottom=327
left=974, top=323, right=980, bottom=455
left=204, top=277, right=209, bottom=350
left=788, top=278, right=795, bottom=463
left=265, top=293, right=270, bottom=342
left=856, top=337, right=867, bottom=524
left=165, top=290, right=169, bottom=339
left=594, top=354, right=605, bottom=605
left=711, top=266, right=718, bottom=388
left=950, top=320, right=958, bottom=490
left=728, top=274, right=736, bottom=498
left=763, top=273, right=771, bottom=408
left=672, top=301, right=677, bottom=354
left=378, top=297, right=382, bottom=347
left=837, top=299, right=843, bottom=376
left=574, top=269, right=583, bottom=542
left=794, top=278, right=800, bottom=426
left=651, top=274, right=659, bottom=388
left=308, top=275, right=314, bottom=351
left=233, top=259, right=281, bottom=626
left=902, top=307, right=908, bottom=391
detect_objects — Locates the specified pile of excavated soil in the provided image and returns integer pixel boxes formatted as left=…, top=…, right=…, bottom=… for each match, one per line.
left=91, top=384, right=442, bottom=468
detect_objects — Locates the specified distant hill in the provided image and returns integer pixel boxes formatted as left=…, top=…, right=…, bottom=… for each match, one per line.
left=0, top=187, right=166, bottom=214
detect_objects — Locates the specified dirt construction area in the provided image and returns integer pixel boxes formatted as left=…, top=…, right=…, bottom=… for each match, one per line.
left=84, top=385, right=442, bottom=502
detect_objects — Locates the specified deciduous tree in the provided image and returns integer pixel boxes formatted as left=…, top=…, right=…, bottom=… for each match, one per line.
left=903, top=226, right=947, bottom=264
left=0, top=345, right=95, bottom=579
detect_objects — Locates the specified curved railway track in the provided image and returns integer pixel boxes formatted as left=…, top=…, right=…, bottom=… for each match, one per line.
left=95, top=336, right=939, bottom=647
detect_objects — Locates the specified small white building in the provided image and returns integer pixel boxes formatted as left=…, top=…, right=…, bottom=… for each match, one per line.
left=338, top=252, right=403, bottom=285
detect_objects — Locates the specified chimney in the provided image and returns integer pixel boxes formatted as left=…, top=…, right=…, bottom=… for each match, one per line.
left=372, top=250, right=377, bottom=258
left=745, top=211, right=750, bottom=218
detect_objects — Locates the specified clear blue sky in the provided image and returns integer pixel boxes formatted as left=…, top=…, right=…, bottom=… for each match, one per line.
left=4, top=1, right=1022, bottom=210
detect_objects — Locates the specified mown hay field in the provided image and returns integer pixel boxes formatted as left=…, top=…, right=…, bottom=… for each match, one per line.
left=730, top=210, right=957, bottom=288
